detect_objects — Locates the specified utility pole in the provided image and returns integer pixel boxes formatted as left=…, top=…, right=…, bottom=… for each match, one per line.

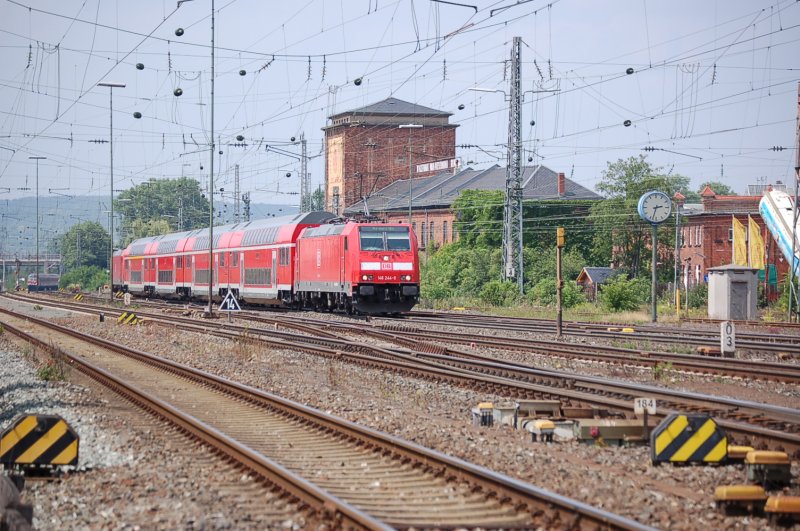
left=234, top=164, right=240, bottom=222
left=300, top=133, right=309, bottom=212
left=28, top=156, right=46, bottom=286
left=207, top=0, right=216, bottom=315
left=673, top=193, right=684, bottom=309
left=505, top=36, right=524, bottom=295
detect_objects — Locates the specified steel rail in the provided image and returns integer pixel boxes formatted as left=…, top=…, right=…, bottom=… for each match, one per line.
left=4, top=294, right=799, bottom=454
left=0, top=308, right=650, bottom=530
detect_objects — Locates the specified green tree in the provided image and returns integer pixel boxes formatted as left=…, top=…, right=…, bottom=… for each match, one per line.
left=523, top=200, right=597, bottom=259
left=588, top=156, right=682, bottom=278
left=58, top=222, right=111, bottom=270
left=523, top=247, right=586, bottom=287
left=116, top=178, right=210, bottom=245
left=126, top=218, right=173, bottom=243
left=599, top=275, right=646, bottom=312
left=527, top=277, right=586, bottom=308
left=451, top=190, right=504, bottom=247
left=59, top=266, right=109, bottom=291
left=479, top=280, right=519, bottom=306
left=421, top=244, right=501, bottom=300
left=302, top=188, right=325, bottom=212
left=699, top=181, right=737, bottom=196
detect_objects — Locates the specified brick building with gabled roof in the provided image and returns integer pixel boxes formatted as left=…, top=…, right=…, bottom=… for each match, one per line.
left=347, top=165, right=601, bottom=249
left=323, top=97, right=459, bottom=215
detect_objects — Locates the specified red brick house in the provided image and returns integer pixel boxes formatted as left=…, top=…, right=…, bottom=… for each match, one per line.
left=678, top=186, right=787, bottom=295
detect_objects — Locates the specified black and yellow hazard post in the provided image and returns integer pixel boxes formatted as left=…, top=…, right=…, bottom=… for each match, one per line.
left=0, top=414, right=79, bottom=468
left=73, top=294, right=83, bottom=301
left=650, top=413, right=727, bottom=465
left=116, top=311, right=142, bottom=325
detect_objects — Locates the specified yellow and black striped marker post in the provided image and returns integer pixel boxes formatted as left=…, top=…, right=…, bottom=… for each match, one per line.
left=0, top=414, right=79, bottom=467
left=117, top=311, right=142, bottom=325
left=651, top=413, right=727, bottom=464
left=115, top=291, right=124, bottom=299
left=73, top=294, right=83, bottom=301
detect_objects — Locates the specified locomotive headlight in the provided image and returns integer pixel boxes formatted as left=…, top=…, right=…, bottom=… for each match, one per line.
left=402, top=275, right=412, bottom=281
left=382, top=255, right=389, bottom=261
left=362, top=274, right=373, bottom=281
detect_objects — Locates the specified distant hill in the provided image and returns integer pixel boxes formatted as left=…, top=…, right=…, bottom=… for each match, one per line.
left=0, top=196, right=300, bottom=254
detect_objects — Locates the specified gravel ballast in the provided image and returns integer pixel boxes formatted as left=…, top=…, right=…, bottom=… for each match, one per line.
left=1, top=297, right=798, bottom=529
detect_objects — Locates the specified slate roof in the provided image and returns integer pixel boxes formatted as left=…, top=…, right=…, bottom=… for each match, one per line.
left=332, top=97, right=451, bottom=118
left=578, top=267, right=619, bottom=284
left=348, top=164, right=602, bottom=213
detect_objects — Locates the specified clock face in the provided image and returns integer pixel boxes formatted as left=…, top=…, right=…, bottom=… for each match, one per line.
left=638, top=191, right=672, bottom=224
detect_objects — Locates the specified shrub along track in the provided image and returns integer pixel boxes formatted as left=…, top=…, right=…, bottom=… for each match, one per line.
left=0, top=306, right=649, bottom=530
left=4, top=293, right=800, bottom=457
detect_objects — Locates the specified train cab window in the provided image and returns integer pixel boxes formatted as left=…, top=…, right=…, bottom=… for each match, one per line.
left=359, top=226, right=411, bottom=251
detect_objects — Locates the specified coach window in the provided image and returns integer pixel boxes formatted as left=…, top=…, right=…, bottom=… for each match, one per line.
left=233, top=252, right=238, bottom=267
left=220, top=252, right=225, bottom=267
left=176, top=256, right=182, bottom=269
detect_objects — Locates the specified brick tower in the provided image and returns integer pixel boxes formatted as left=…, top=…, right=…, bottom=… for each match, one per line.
left=323, top=97, right=458, bottom=215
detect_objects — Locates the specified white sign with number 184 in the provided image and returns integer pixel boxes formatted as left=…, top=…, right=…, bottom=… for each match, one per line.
left=634, top=397, right=657, bottom=415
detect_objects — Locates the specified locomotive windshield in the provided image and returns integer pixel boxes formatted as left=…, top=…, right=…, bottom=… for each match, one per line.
left=359, top=226, right=411, bottom=251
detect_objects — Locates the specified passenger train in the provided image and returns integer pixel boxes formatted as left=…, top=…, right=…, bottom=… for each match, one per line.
left=112, top=212, right=420, bottom=314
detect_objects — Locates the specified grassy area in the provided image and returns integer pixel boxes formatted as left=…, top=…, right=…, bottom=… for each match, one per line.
left=418, top=297, right=790, bottom=325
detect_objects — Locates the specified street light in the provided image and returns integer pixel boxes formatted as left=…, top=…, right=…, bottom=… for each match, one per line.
left=398, top=124, right=423, bottom=225
left=28, top=156, right=46, bottom=285
left=97, top=81, right=125, bottom=301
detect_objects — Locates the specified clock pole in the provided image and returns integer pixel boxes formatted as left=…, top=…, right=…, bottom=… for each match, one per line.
left=651, top=223, right=658, bottom=322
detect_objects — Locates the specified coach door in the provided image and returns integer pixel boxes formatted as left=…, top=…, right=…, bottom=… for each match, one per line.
left=239, top=252, right=244, bottom=293
left=272, top=251, right=277, bottom=293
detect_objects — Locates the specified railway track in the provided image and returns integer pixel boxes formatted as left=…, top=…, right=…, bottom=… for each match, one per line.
left=4, top=293, right=800, bottom=455
left=0, top=307, right=648, bottom=530
left=44, top=291, right=800, bottom=352
left=273, top=316, right=800, bottom=384
left=402, top=311, right=800, bottom=354
left=19, top=292, right=800, bottom=383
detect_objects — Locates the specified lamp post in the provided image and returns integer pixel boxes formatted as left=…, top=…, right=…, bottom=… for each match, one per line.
left=97, top=81, right=125, bottom=301
left=28, top=156, right=46, bottom=285
left=398, top=124, right=423, bottom=225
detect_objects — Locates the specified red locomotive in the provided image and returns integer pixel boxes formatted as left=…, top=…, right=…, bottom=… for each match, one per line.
left=112, top=212, right=420, bottom=314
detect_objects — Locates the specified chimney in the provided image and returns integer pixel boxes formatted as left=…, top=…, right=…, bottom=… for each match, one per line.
left=557, top=172, right=566, bottom=196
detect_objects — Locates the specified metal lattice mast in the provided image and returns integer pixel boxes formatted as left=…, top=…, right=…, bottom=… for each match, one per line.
left=504, top=36, right=524, bottom=294
left=300, top=133, right=309, bottom=212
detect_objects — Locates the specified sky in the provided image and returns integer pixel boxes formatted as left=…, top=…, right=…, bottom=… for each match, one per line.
left=0, top=0, right=798, bottom=221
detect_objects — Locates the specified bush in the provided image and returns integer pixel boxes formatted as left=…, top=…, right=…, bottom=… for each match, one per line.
left=527, top=278, right=585, bottom=308
left=59, top=266, right=108, bottom=292
left=686, top=284, right=707, bottom=309
left=479, top=280, right=519, bottom=307
left=599, top=275, right=645, bottom=312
